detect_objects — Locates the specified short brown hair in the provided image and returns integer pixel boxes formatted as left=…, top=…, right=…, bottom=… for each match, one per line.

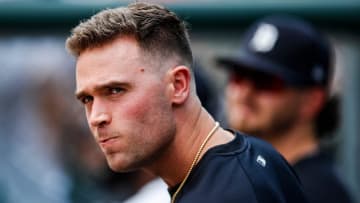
left=66, top=2, right=193, bottom=66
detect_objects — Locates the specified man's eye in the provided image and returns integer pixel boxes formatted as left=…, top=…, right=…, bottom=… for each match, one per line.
left=81, top=96, right=93, bottom=104
left=109, top=87, right=123, bottom=94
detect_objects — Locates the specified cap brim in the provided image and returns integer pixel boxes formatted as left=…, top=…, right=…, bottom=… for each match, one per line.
left=216, top=53, right=310, bottom=87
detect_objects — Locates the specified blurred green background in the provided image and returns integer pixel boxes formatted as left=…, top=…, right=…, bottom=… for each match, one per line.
left=0, top=0, right=359, bottom=203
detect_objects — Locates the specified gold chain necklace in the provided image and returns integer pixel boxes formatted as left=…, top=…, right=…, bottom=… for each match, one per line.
left=171, top=122, right=220, bottom=203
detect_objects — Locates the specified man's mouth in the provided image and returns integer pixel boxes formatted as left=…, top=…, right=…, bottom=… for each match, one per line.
left=98, top=136, right=119, bottom=145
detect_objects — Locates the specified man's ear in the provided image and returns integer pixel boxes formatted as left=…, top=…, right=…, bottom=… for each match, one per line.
left=168, top=65, right=192, bottom=105
left=300, top=88, right=326, bottom=121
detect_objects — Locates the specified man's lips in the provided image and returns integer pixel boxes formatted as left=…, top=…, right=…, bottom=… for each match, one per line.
left=98, top=136, right=119, bottom=144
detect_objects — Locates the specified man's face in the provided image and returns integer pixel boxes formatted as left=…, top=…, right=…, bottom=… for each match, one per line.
left=75, top=37, right=176, bottom=172
left=225, top=69, right=303, bottom=137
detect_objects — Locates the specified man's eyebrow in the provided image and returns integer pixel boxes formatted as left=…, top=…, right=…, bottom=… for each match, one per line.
left=75, top=90, right=87, bottom=100
left=75, top=81, right=129, bottom=99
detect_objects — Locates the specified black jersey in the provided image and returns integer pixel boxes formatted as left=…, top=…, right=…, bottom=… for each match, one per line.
left=169, top=131, right=308, bottom=203
left=293, top=150, right=354, bottom=203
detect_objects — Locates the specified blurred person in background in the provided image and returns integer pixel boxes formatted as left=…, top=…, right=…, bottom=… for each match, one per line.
left=217, top=15, right=354, bottom=203
left=66, top=2, right=307, bottom=203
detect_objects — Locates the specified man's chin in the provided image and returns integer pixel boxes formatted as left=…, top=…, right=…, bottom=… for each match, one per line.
left=106, top=157, right=144, bottom=173
left=107, top=162, right=136, bottom=173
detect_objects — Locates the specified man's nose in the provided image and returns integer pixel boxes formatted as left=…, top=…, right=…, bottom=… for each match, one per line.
left=88, top=100, right=111, bottom=128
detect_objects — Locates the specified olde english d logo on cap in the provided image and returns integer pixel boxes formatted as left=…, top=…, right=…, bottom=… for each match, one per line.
left=249, top=23, right=279, bottom=53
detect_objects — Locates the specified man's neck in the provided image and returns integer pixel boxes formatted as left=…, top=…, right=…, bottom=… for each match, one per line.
left=265, top=124, right=319, bottom=164
left=144, top=100, right=233, bottom=188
